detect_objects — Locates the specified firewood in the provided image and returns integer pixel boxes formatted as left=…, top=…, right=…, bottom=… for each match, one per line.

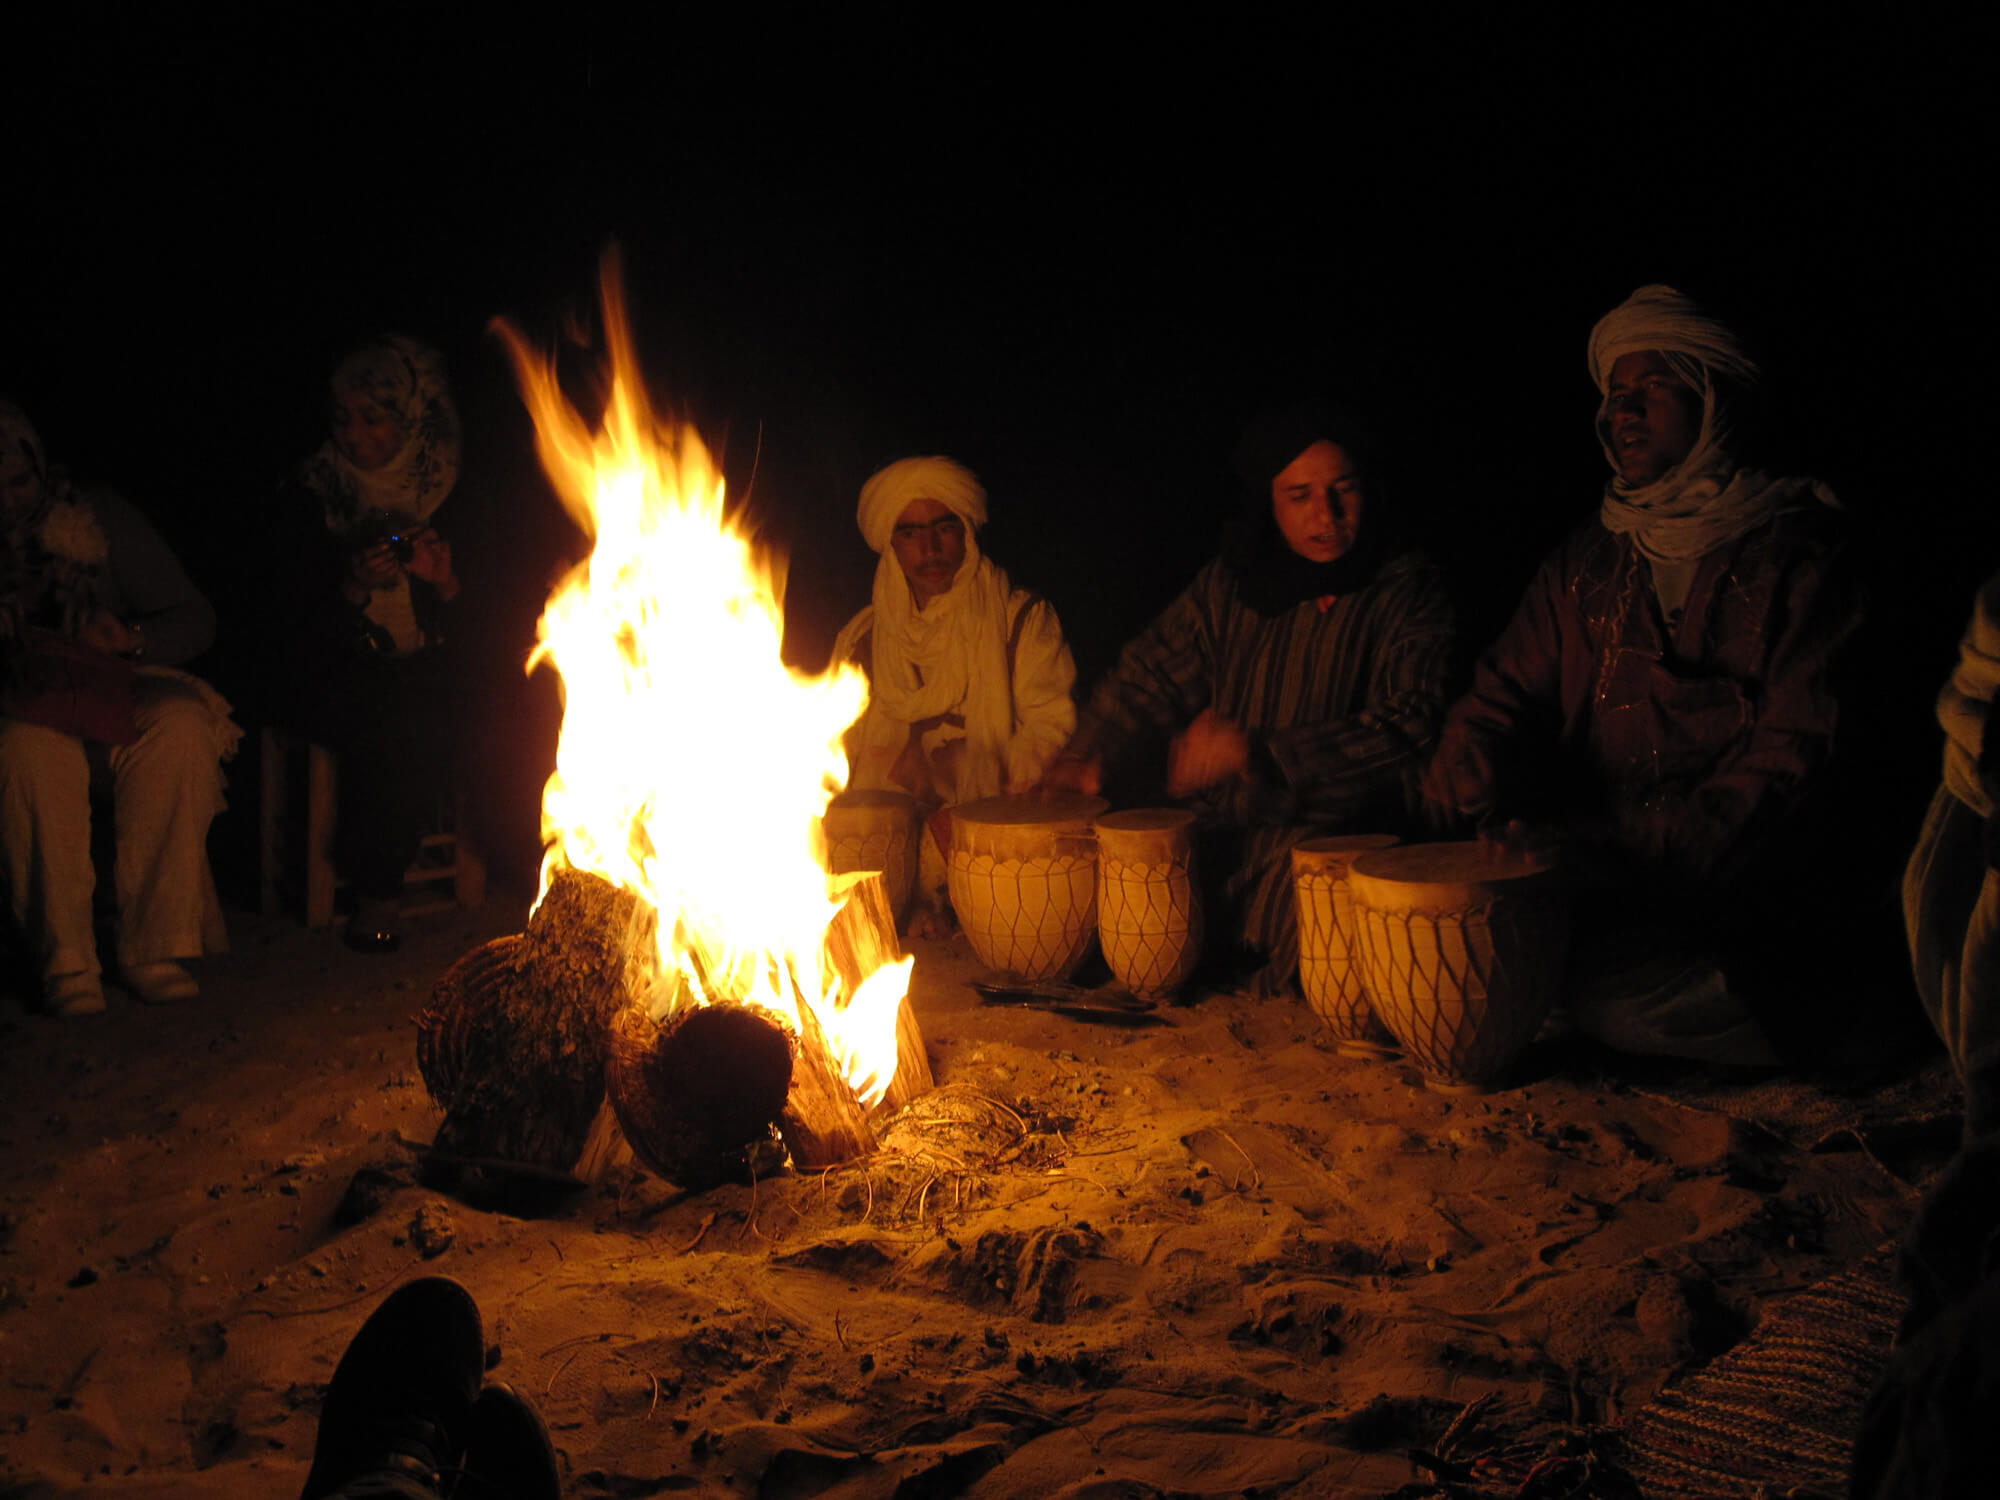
left=777, top=992, right=878, bottom=1169
left=605, top=1002, right=794, bottom=1189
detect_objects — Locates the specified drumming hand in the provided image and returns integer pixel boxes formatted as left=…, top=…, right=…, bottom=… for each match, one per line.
left=404, top=526, right=460, bottom=600
left=888, top=727, right=937, bottom=802
left=344, top=541, right=403, bottom=601
left=929, top=738, right=966, bottom=802
left=1419, top=747, right=1494, bottom=832
left=75, top=609, right=142, bottom=657
left=1036, top=754, right=1102, bottom=799
left=1167, top=709, right=1250, bottom=798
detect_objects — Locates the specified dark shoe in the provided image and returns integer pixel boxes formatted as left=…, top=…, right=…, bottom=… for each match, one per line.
left=344, top=896, right=404, bottom=953
left=343, top=920, right=403, bottom=954
left=299, top=1276, right=485, bottom=1500
left=455, top=1383, right=562, bottom=1499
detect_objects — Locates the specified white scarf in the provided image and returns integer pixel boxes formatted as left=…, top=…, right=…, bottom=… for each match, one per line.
left=856, top=457, right=1017, bottom=802
left=1589, top=286, right=1834, bottom=562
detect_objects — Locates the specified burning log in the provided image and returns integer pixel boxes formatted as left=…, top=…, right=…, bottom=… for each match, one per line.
left=606, top=1003, right=793, bottom=1189
left=824, top=870, right=935, bottom=1117
left=418, top=867, right=654, bottom=1182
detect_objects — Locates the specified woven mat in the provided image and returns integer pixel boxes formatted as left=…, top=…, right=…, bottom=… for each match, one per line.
left=1617, top=1243, right=1901, bottom=1498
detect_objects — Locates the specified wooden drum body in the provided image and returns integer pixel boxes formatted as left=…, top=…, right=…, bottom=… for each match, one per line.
left=949, top=794, right=1108, bottom=980
left=1095, top=808, right=1203, bottom=998
left=1347, top=843, right=1569, bottom=1091
left=1291, top=834, right=1401, bottom=1056
left=820, top=790, right=922, bottom=926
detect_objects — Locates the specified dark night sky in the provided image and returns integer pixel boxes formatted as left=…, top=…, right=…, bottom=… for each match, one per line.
left=4, top=9, right=1989, bottom=875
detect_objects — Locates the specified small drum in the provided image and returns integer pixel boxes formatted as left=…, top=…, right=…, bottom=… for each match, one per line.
left=1095, top=808, right=1203, bottom=998
left=820, top=790, right=922, bottom=926
left=1347, top=842, right=1569, bottom=1091
left=1292, top=834, right=1402, bottom=1057
left=949, top=794, right=1108, bottom=980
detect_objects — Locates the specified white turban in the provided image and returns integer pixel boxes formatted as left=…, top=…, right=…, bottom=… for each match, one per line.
left=1587, top=286, right=1832, bottom=563
left=856, top=456, right=988, bottom=554
left=853, top=455, right=1020, bottom=802
left=1587, top=284, right=1759, bottom=394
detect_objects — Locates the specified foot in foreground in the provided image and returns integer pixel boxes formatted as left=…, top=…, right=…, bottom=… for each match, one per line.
left=300, top=1275, right=562, bottom=1499
left=121, top=960, right=199, bottom=1005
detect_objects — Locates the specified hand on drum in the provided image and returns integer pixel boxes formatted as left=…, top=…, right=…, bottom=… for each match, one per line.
left=1420, top=748, right=1494, bottom=832
left=1035, top=753, right=1102, bottom=799
left=1167, top=709, right=1249, bottom=797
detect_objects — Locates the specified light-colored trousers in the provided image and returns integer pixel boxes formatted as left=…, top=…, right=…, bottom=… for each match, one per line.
left=1905, top=784, right=2000, bottom=1131
left=0, top=677, right=227, bottom=981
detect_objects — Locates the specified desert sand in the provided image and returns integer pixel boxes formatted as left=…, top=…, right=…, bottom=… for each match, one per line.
left=0, top=890, right=1950, bottom=1499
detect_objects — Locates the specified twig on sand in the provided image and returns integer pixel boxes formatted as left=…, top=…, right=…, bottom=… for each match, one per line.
left=1214, top=1129, right=1262, bottom=1192
left=679, top=1211, right=718, bottom=1254
left=1435, top=1391, right=1495, bottom=1457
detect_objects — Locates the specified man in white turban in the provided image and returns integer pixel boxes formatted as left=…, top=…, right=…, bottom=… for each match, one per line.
left=832, top=456, right=1077, bottom=936
left=1423, top=286, right=1860, bottom=1064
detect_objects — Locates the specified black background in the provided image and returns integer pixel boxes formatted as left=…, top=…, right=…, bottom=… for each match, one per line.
left=4, top=7, right=1989, bottom=885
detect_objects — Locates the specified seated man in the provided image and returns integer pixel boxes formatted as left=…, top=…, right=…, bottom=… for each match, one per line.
left=1423, top=285, right=1859, bottom=1063
left=832, top=456, right=1077, bottom=936
left=0, top=400, right=237, bottom=1016
left=1904, top=566, right=2000, bottom=1137
left=1042, top=402, right=1457, bottom=993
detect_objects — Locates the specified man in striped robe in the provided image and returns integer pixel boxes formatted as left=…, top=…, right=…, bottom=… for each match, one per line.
left=1043, top=403, right=1458, bottom=993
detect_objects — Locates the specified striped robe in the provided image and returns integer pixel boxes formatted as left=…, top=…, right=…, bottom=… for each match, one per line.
left=1072, top=549, right=1458, bottom=976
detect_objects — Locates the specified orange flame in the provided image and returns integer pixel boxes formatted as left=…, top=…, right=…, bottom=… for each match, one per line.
left=493, top=261, right=908, bottom=1106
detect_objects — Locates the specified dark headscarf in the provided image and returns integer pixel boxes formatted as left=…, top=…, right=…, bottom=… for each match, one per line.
left=1222, top=399, right=1398, bottom=616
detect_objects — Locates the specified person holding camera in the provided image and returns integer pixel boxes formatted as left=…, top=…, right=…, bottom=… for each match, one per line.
left=269, top=334, right=466, bottom=952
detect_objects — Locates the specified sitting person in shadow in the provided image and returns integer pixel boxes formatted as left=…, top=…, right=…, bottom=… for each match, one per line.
left=1422, top=286, right=1864, bottom=1066
left=0, top=399, right=237, bottom=1015
left=262, top=334, right=468, bottom=953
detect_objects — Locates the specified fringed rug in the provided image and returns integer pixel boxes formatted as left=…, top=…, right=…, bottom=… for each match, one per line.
left=1616, top=1243, right=1902, bottom=1498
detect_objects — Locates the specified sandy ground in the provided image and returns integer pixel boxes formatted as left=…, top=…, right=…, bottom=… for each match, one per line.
left=0, top=890, right=1950, bottom=1499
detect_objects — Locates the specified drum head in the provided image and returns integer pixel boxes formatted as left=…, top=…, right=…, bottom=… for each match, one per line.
left=1094, top=807, right=1197, bottom=835
left=1350, top=840, right=1556, bottom=886
left=828, top=788, right=918, bottom=812
left=953, top=794, right=1108, bottom=830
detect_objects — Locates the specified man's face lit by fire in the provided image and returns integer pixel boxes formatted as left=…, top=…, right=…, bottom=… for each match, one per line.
left=1603, top=351, right=1703, bottom=486
left=1271, top=441, right=1364, bottom=565
left=329, top=389, right=406, bottom=473
left=890, top=498, right=967, bottom=608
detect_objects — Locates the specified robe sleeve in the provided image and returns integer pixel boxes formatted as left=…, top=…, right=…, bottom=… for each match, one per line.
left=92, top=487, right=216, bottom=668
left=1002, top=595, right=1077, bottom=793
left=1068, top=565, right=1219, bottom=771
left=1619, top=524, right=1861, bottom=877
left=1426, top=547, right=1573, bottom=820
left=1251, top=561, right=1458, bottom=825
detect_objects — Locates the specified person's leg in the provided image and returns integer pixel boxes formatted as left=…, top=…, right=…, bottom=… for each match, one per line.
left=106, top=678, right=225, bottom=988
left=0, top=717, right=101, bottom=1010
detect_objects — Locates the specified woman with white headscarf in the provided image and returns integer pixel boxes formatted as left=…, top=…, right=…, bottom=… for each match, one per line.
left=0, top=400, right=234, bottom=1014
left=831, top=456, right=1077, bottom=936
left=1423, top=286, right=1860, bottom=1064
left=270, top=334, right=467, bottom=952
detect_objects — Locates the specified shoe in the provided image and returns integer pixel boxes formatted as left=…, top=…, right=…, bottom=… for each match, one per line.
left=47, top=972, right=106, bottom=1017
left=344, top=896, right=403, bottom=954
left=300, top=1276, right=485, bottom=1500
left=122, top=961, right=199, bottom=1005
left=457, top=1383, right=563, bottom=1499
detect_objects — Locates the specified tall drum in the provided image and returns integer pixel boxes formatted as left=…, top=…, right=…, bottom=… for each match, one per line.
left=820, top=790, right=922, bottom=926
left=949, top=794, right=1108, bottom=981
left=1095, top=808, right=1203, bottom=999
left=1291, top=834, right=1402, bottom=1057
left=1347, top=842, right=1569, bottom=1092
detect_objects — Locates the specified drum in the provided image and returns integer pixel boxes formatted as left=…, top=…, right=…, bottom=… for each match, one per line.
left=820, top=790, right=922, bottom=926
left=949, top=794, right=1108, bottom=980
left=1291, top=834, right=1402, bottom=1057
left=1346, top=842, right=1569, bottom=1091
left=1094, top=808, right=1203, bottom=998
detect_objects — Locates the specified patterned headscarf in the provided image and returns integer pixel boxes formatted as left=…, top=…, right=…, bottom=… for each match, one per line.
left=298, top=334, right=461, bottom=534
left=1587, top=286, right=1831, bottom=562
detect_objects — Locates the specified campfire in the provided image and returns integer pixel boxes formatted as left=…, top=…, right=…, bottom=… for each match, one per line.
left=417, top=262, right=931, bottom=1189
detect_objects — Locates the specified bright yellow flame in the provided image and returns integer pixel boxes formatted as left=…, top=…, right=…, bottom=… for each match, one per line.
left=494, top=262, right=908, bottom=1106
